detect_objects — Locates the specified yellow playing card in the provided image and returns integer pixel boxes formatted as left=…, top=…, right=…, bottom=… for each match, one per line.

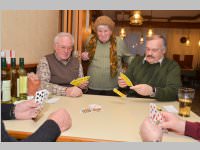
left=70, top=76, right=90, bottom=86
left=120, top=72, right=133, bottom=86
left=113, top=88, right=126, bottom=98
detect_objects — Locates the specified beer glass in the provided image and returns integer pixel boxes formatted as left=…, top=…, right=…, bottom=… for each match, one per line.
left=27, top=73, right=40, bottom=96
left=178, top=88, right=195, bottom=117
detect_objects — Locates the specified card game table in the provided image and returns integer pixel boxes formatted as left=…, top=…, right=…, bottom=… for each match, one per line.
left=3, top=94, right=200, bottom=142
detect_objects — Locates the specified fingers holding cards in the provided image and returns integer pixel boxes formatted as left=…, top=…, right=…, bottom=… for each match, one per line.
left=34, top=89, right=49, bottom=105
left=120, top=72, right=133, bottom=87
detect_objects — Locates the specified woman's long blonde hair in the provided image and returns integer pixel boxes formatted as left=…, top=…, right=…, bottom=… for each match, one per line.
left=86, top=34, right=118, bottom=78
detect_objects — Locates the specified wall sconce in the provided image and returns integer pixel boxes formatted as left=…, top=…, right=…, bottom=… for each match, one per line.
left=147, top=29, right=153, bottom=37
left=130, top=10, right=143, bottom=25
left=186, top=38, right=190, bottom=46
left=120, top=28, right=126, bottom=40
left=198, top=40, right=200, bottom=47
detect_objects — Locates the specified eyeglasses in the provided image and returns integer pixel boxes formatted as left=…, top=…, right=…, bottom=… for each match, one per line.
left=146, top=47, right=162, bottom=53
left=57, top=44, right=73, bottom=51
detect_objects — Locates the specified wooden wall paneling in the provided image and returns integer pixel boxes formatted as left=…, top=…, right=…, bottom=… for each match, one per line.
left=78, top=10, right=84, bottom=56
left=73, top=10, right=79, bottom=53
left=62, top=10, right=68, bottom=32
left=67, top=10, right=72, bottom=34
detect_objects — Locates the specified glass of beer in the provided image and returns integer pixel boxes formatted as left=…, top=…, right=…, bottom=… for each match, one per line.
left=178, top=88, right=195, bottom=117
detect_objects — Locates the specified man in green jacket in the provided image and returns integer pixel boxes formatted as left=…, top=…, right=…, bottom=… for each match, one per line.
left=118, top=35, right=182, bottom=101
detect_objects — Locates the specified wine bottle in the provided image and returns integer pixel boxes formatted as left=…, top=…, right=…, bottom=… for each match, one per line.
left=18, top=58, right=27, bottom=100
left=1, top=58, right=12, bottom=104
left=10, top=58, right=19, bottom=102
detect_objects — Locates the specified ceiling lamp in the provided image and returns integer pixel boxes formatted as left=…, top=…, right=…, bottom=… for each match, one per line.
left=147, top=29, right=153, bottom=37
left=139, top=35, right=144, bottom=44
left=130, top=10, right=143, bottom=25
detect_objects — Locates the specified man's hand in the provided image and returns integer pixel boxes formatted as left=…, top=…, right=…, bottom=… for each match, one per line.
left=81, top=52, right=89, bottom=61
left=140, top=117, right=163, bottom=142
left=14, top=99, right=41, bottom=120
left=118, top=77, right=128, bottom=88
left=159, top=112, right=186, bottom=135
left=66, top=86, right=83, bottom=97
left=130, top=84, right=153, bottom=96
left=48, top=108, right=72, bottom=132
left=78, top=81, right=89, bottom=89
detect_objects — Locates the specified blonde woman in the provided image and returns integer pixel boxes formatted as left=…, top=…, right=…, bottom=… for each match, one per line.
left=82, top=16, right=132, bottom=96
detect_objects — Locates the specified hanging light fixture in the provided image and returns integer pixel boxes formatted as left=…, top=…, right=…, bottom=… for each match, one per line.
left=120, top=27, right=126, bottom=40
left=147, top=11, right=153, bottom=37
left=139, top=34, right=144, bottom=44
left=130, top=10, right=143, bottom=25
left=186, top=31, right=191, bottom=46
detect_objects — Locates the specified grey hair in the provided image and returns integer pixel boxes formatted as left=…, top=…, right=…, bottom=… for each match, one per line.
left=54, top=32, right=74, bottom=46
left=146, top=35, right=167, bottom=50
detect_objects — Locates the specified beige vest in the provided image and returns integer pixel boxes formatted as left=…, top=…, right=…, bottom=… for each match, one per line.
left=46, top=53, right=79, bottom=87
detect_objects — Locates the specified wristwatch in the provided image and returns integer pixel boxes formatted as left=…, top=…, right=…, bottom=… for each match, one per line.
left=150, top=86, right=156, bottom=97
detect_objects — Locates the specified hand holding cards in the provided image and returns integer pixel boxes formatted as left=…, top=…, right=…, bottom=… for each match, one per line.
left=70, top=76, right=90, bottom=87
left=120, top=72, right=133, bottom=86
left=33, top=89, right=50, bottom=121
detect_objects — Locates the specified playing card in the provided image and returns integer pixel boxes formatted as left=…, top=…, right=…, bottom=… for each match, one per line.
left=120, top=72, right=133, bottom=86
left=70, top=76, right=90, bottom=86
left=80, top=104, right=102, bottom=113
left=88, top=104, right=102, bottom=111
left=34, top=89, right=49, bottom=104
left=113, top=88, right=126, bottom=98
left=149, top=103, right=163, bottom=125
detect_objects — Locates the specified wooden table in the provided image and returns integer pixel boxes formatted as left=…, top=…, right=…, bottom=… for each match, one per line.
left=4, top=95, right=200, bottom=142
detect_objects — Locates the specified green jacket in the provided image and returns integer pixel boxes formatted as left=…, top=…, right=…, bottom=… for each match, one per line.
left=125, top=56, right=182, bottom=101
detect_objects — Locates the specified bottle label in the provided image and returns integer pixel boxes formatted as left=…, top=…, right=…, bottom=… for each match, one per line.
left=2, top=80, right=11, bottom=102
left=17, top=78, right=19, bottom=97
left=19, top=76, right=27, bottom=94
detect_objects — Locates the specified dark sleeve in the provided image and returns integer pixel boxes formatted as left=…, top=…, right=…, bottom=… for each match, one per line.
left=21, top=120, right=61, bottom=142
left=1, top=120, right=61, bottom=142
left=1, top=104, right=15, bottom=120
left=184, top=121, right=200, bottom=141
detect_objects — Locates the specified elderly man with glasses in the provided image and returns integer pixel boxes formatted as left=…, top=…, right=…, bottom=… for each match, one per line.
left=118, top=35, right=182, bottom=101
left=37, top=32, right=88, bottom=97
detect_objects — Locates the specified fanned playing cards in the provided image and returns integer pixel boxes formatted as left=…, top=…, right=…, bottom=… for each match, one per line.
left=70, top=76, right=90, bottom=86
left=34, top=89, right=49, bottom=104
left=120, top=72, right=133, bottom=86
left=149, top=103, right=164, bottom=125
left=113, top=88, right=126, bottom=98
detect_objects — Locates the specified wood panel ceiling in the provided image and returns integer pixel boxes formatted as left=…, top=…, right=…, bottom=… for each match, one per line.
left=92, top=10, right=200, bottom=28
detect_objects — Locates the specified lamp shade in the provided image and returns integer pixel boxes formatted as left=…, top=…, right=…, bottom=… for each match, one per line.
left=130, top=11, right=143, bottom=25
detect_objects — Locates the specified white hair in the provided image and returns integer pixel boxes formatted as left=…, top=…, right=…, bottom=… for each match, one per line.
left=146, top=35, right=167, bottom=51
left=54, top=32, right=74, bottom=46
